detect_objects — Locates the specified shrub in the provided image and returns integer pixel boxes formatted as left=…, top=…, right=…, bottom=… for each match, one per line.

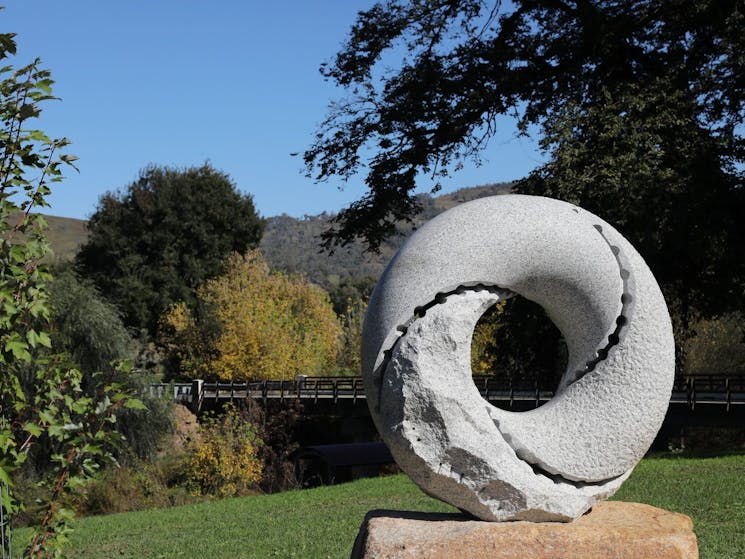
left=683, top=312, right=745, bottom=376
left=79, top=455, right=196, bottom=517
left=184, top=405, right=263, bottom=497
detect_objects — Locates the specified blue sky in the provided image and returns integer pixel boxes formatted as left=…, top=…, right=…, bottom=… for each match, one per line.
left=5, top=1, right=544, bottom=220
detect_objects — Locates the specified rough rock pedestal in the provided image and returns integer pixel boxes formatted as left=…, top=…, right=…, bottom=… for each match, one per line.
left=350, top=502, right=698, bottom=559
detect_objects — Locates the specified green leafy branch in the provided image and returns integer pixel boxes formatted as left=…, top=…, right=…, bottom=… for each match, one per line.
left=0, top=29, right=141, bottom=558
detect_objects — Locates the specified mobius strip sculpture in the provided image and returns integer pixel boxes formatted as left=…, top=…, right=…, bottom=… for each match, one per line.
left=362, top=195, right=675, bottom=522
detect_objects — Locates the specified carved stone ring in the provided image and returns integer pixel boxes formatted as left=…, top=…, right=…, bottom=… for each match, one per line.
left=362, top=195, right=674, bottom=521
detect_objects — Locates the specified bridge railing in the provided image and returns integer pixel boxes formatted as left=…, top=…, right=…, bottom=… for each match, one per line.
left=147, top=382, right=192, bottom=402
left=670, top=374, right=745, bottom=411
left=199, top=376, right=366, bottom=407
left=155, top=374, right=745, bottom=412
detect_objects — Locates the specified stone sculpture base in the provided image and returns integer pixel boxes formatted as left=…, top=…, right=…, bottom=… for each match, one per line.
left=350, top=502, right=698, bottom=559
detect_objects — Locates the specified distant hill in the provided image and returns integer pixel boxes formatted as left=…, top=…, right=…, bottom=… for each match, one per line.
left=259, top=182, right=512, bottom=290
left=37, top=182, right=513, bottom=287
left=13, top=213, right=90, bottom=263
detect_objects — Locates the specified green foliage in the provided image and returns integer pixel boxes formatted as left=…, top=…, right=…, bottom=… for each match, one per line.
left=683, top=312, right=745, bottom=376
left=516, top=81, right=745, bottom=322
left=47, top=266, right=132, bottom=377
left=0, top=30, right=140, bottom=558
left=307, top=0, right=745, bottom=261
left=307, top=0, right=745, bottom=368
left=112, top=376, right=174, bottom=462
left=43, top=267, right=173, bottom=463
left=161, top=251, right=342, bottom=381
left=20, top=367, right=141, bottom=557
left=76, top=163, right=265, bottom=335
left=327, top=275, right=376, bottom=316
left=78, top=454, right=195, bottom=517
left=471, top=296, right=566, bottom=388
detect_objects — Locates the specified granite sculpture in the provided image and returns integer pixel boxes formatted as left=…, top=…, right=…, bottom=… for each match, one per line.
left=361, top=195, right=675, bottom=521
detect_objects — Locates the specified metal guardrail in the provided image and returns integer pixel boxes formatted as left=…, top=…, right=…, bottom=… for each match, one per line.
left=147, top=383, right=192, bottom=402
left=171, top=374, right=745, bottom=413
left=200, top=377, right=365, bottom=406
left=670, top=375, right=745, bottom=412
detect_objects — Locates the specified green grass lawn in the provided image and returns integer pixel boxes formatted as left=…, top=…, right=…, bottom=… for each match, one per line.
left=12, top=453, right=744, bottom=559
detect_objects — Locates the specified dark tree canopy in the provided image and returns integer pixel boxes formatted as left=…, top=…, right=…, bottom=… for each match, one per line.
left=76, top=163, right=264, bottom=334
left=306, top=0, right=745, bottom=317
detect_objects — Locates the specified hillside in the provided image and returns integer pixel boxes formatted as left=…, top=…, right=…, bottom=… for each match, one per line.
left=11, top=213, right=90, bottom=263
left=259, top=182, right=512, bottom=289
left=37, top=182, right=512, bottom=286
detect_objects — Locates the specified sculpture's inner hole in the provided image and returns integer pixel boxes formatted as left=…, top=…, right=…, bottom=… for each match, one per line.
left=470, top=295, right=567, bottom=410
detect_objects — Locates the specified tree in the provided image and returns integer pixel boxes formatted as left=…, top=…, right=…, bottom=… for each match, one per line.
left=336, top=296, right=367, bottom=375
left=0, top=31, right=141, bottom=557
left=76, top=163, right=265, bottom=335
left=471, top=296, right=566, bottom=388
left=160, top=250, right=342, bottom=381
left=682, top=312, right=745, bottom=376
left=46, top=267, right=174, bottom=461
left=48, top=266, right=132, bottom=378
left=305, top=0, right=745, bottom=325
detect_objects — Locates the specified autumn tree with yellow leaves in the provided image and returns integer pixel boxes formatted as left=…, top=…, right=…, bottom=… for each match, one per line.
left=161, top=251, right=342, bottom=381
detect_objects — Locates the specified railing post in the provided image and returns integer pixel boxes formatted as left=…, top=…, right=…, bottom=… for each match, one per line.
left=509, top=387, right=514, bottom=410
left=295, top=374, right=306, bottom=400
left=691, top=377, right=696, bottom=411
left=191, top=379, right=204, bottom=414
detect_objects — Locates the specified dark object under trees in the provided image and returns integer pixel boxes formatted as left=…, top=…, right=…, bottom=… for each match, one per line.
left=305, top=0, right=745, bottom=322
left=76, top=164, right=265, bottom=335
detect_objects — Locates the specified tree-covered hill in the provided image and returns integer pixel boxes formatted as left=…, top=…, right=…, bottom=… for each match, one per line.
left=260, top=182, right=511, bottom=290
left=41, top=181, right=512, bottom=289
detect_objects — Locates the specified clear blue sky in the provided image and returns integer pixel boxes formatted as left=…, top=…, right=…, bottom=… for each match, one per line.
left=5, top=1, right=544, bottom=221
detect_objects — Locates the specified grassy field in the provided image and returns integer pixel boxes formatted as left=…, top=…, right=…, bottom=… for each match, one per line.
left=11, top=453, right=744, bottom=558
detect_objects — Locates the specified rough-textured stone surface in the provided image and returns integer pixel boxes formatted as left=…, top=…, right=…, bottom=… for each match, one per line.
left=362, top=195, right=675, bottom=521
left=351, top=502, right=698, bottom=559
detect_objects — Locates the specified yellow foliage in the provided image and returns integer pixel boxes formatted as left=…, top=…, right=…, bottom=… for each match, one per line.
left=470, top=299, right=507, bottom=375
left=337, top=297, right=366, bottom=375
left=162, top=250, right=342, bottom=380
left=184, top=405, right=262, bottom=497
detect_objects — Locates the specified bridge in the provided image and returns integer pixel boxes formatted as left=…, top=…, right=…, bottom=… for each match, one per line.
left=149, top=374, right=744, bottom=483
left=153, top=374, right=745, bottom=422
